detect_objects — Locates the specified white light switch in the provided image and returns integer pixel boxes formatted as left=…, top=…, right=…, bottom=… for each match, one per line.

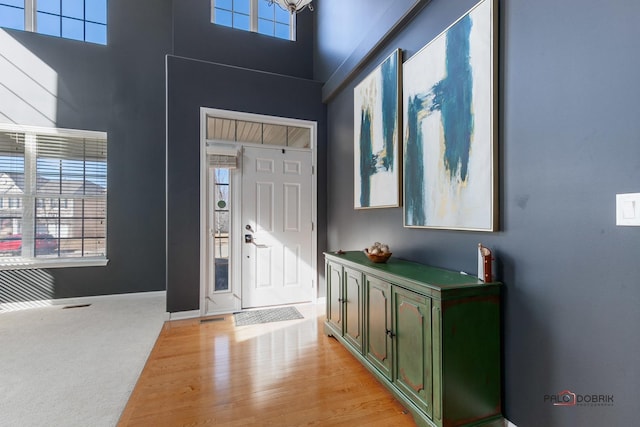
left=616, top=193, right=640, bottom=226
left=623, top=200, right=636, bottom=219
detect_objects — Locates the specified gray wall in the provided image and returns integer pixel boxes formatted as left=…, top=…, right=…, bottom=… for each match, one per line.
left=174, top=0, right=314, bottom=79
left=317, top=0, right=640, bottom=426
left=166, top=3, right=325, bottom=313
left=0, top=0, right=324, bottom=310
left=0, top=0, right=171, bottom=298
left=314, top=0, right=392, bottom=82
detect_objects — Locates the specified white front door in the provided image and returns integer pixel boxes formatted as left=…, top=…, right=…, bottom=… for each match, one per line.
left=241, top=146, right=313, bottom=308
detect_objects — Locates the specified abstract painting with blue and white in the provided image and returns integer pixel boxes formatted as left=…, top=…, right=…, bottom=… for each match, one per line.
left=354, top=49, right=400, bottom=209
left=403, top=0, right=495, bottom=230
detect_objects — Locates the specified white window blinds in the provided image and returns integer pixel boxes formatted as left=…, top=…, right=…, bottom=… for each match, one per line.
left=0, top=125, right=107, bottom=268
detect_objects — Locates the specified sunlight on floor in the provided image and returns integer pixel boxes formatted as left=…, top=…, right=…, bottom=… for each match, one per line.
left=232, top=302, right=323, bottom=343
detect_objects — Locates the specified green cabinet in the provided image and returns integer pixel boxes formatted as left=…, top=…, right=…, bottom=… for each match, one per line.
left=325, top=260, right=364, bottom=353
left=325, top=251, right=503, bottom=427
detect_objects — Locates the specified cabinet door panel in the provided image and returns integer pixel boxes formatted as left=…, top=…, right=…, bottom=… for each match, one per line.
left=394, top=287, right=432, bottom=417
left=344, top=267, right=363, bottom=352
left=326, top=262, right=342, bottom=333
left=366, top=276, right=392, bottom=380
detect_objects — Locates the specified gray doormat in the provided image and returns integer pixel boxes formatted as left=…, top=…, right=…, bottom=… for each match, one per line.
left=234, top=307, right=304, bottom=326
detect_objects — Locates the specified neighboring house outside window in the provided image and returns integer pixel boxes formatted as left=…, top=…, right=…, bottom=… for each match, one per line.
left=0, top=124, right=108, bottom=269
left=211, top=0, right=294, bottom=41
left=0, top=0, right=107, bottom=45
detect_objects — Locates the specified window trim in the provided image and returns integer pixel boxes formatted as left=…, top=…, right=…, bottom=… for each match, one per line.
left=0, top=256, right=109, bottom=271
left=211, top=0, right=296, bottom=41
left=0, top=123, right=108, bottom=270
left=24, top=0, right=34, bottom=31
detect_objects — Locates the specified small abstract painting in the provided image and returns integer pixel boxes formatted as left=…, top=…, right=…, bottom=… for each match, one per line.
left=354, top=49, right=401, bottom=209
left=403, top=0, right=497, bottom=230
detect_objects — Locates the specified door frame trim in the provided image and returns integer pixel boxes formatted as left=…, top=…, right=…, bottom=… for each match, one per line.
left=199, top=107, right=318, bottom=316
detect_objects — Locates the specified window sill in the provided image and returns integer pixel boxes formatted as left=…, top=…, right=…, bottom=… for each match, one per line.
left=0, top=257, right=109, bottom=271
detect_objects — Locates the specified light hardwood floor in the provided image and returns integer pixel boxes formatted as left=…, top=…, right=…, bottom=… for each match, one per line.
left=118, top=303, right=416, bottom=426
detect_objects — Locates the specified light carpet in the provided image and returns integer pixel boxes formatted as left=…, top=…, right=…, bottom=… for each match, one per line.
left=0, top=292, right=166, bottom=427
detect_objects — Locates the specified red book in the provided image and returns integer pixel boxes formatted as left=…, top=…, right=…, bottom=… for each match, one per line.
left=478, top=243, right=493, bottom=282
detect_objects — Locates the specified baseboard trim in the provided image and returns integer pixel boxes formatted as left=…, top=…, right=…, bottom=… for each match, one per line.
left=168, top=309, right=201, bottom=320
left=0, top=290, right=166, bottom=313
left=505, top=419, right=517, bottom=427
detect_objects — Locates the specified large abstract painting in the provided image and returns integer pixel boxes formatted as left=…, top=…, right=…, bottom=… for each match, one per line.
left=403, top=0, right=497, bottom=231
left=354, top=49, right=401, bottom=209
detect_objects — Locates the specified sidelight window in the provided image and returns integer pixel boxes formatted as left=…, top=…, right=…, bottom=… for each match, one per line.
left=212, top=168, right=230, bottom=292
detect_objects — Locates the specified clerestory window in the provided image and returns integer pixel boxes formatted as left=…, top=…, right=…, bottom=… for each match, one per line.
left=211, top=0, right=295, bottom=41
left=0, top=0, right=107, bottom=45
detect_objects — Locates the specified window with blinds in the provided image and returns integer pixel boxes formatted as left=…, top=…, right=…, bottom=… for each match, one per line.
left=0, top=125, right=107, bottom=268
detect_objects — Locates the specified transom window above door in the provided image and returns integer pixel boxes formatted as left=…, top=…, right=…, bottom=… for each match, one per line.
left=206, top=115, right=311, bottom=148
left=211, top=0, right=295, bottom=41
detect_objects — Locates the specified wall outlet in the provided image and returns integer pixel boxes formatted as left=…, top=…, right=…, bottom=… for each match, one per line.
left=616, top=193, right=640, bottom=226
